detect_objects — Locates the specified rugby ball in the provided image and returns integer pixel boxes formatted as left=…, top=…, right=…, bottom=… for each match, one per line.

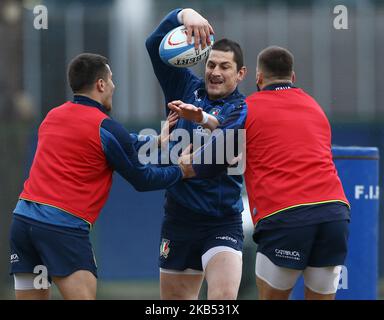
left=159, top=25, right=214, bottom=68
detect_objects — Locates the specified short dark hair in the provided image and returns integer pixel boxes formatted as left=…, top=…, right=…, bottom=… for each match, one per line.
left=68, top=53, right=109, bottom=93
left=211, top=39, right=244, bottom=71
left=257, top=46, right=294, bottom=79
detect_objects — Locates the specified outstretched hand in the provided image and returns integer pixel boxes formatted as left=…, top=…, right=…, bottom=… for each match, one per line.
left=168, top=100, right=204, bottom=123
left=179, top=8, right=214, bottom=49
left=159, top=111, right=179, bottom=149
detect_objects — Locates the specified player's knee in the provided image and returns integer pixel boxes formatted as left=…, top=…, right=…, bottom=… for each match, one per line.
left=208, top=286, right=238, bottom=300
left=207, top=275, right=241, bottom=300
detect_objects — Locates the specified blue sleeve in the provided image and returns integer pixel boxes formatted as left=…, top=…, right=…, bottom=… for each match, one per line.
left=129, top=133, right=158, bottom=151
left=192, top=102, right=248, bottom=178
left=100, top=118, right=182, bottom=191
left=145, top=8, right=200, bottom=114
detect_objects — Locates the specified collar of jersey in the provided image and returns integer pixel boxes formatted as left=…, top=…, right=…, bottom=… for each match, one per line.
left=262, top=82, right=296, bottom=91
left=73, top=95, right=109, bottom=114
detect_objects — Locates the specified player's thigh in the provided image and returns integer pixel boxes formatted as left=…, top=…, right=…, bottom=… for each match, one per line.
left=52, top=270, right=96, bottom=300
left=201, top=219, right=244, bottom=271
left=202, top=223, right=244, bottom=299
left=204, top=249, right=242, bottom=300
left=255, top=252, right=301, bottom=299
left=303, top=266, right=341, bottom=299
left=160, top=270, right=204, bottom=300
left=14, top=273, right=51, bottom=300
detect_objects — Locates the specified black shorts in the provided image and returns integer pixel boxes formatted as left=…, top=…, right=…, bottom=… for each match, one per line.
left=159, top=209, right=244, bottom=271
left=256, top=219, right=350, bottom=270
left=10, top=215, right=97, bottom=279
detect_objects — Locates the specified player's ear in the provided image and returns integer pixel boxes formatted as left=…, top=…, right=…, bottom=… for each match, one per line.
left=256, top=70, right=263, bottom=86
left=96, top=78, right=105, bottom=92
left=291, top=71, right=296, bottom=83
left=237, top=66, right=247, bottom=82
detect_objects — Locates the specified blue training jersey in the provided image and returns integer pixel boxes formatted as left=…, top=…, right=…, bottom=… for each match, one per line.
left=146, top=9, right=247, bottom=217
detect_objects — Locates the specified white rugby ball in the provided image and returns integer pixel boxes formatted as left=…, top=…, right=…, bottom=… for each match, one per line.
left=159, top=25, right=214, bottom=68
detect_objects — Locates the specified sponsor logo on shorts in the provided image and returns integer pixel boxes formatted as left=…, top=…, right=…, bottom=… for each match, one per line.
left=160, top=238, right=170, bottom=259
left=216, top=236, right=237, bottom=244
left=275, top=249, right=300, bottom=261
left=10, top=253, right=19, bottom=263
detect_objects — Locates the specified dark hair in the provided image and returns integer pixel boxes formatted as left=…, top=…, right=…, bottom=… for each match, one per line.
left=211, top=39, right=244, bottom=71
left=68, top=53, right=109, bottom=93
left=257, top=46, right=293, bottom=79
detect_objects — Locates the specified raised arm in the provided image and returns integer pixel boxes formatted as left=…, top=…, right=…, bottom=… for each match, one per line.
left=145, top=8, right=214, bottom=111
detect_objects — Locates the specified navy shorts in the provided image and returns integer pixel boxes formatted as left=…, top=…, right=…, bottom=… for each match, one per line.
left=256, top=219, right=349, bottom=270
left=159, top=209, right=244, bottom=271
left=10, top=215, right=97, bottom=279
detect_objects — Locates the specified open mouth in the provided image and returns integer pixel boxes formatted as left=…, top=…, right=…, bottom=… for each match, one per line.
left=209, top=78, right=224, bottom=85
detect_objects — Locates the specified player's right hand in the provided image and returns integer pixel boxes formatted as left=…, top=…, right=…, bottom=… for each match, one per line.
left=179, top=8, right=214, bottom=49
left=168, top=100, right=204, bottom=123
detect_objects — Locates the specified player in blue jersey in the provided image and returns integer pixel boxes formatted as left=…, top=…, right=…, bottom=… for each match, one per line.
left=146, top=8, right=247, bottom=299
